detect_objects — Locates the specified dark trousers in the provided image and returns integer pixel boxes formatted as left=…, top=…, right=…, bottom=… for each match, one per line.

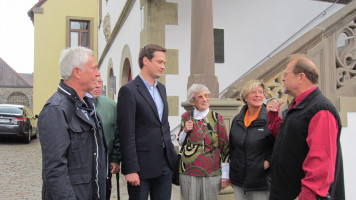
left=127, top=153, right=173, bottom=200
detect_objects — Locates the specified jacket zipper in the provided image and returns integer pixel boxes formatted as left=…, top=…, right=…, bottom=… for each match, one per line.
left=93, top=103, right=101, bottom=199
left=242, top=124, right=248, bottom=197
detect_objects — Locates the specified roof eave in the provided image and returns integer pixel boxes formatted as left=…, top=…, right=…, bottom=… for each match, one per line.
left=27, top=0, right=47, bottom=25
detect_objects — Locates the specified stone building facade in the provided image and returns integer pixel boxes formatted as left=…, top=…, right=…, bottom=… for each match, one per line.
left=0, top=57, right=33, bottom=111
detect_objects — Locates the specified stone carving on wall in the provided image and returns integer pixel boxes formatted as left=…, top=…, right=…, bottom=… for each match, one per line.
left=336, top=20, right=356, bottom=95
left=265, top=71, right=291, bottom=108
left=103, top=13, right=111, bottom=42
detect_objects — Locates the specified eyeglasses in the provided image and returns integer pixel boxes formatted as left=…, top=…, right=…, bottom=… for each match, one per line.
left=194, top=94, right=210, bottom=101
left=250, top=90, right=264, bottom=95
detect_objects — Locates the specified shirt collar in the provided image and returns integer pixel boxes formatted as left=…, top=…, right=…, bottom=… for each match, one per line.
left=294, top=86, right=317, bottom=107
left=139, top=74, right=157, bottom=89
left=86, top=92, right=93, bottom=98
left=193, top=108, right=210, bottom=120
left=86, top=92, right=97, bottom=104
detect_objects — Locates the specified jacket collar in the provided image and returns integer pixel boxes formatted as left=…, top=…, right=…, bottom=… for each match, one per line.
left=291, top=87, right=320, bottom=111
left=134, top=76, right=162, bottom=122
left=57, top=80, right=97, bottom=123
left=235, top=104, right=269, bottom=125
left=57, top=79, right=82, bottom=103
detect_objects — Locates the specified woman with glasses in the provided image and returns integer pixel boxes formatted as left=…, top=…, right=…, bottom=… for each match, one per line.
left=178, top=83, right=230, bottom=200
left=229, top=80, right=275, bottom=200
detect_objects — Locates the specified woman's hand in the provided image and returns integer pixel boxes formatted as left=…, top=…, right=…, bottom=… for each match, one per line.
left=264, top=160, right=270, bottom=170
left=221, top=178, right=230, bottom=190
left=184, top=120, right=194, bottom=132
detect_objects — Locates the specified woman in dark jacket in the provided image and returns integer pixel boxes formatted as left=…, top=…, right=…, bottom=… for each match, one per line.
left=229, top=80, right=275, bottom=200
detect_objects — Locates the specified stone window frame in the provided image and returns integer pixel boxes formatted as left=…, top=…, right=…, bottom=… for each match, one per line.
left=66, top=16, right=94, bottom=49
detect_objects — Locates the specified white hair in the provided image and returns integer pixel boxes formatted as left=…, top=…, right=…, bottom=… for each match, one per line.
left=187, top=83, right=211, bottom=102
left=59, top=46, right=94, bottom=80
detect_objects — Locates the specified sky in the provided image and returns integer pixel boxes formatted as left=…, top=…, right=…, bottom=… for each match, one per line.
left=0, top=0, right=39, bottom=74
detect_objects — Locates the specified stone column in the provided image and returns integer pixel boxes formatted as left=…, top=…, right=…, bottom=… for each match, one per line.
left=188, top=0, right=219, bottom=97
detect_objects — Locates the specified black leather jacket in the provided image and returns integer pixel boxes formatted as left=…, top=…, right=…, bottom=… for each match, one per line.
left=39, top=80, right=108, bottom=200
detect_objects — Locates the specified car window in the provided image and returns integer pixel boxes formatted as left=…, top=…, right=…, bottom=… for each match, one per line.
left=0, top=106, right=23, bottom=114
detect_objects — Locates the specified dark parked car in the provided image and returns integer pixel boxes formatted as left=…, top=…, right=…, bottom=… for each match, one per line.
left=0, top=104, right=38, bottom=143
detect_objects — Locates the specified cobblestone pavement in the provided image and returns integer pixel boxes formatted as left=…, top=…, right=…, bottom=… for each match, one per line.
left=0, top=137, right=42, bottom=200
left=0, top=137, right=180, bottom=200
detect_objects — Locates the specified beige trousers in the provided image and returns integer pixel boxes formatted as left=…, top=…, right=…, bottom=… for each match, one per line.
left=180, top=174, right=221, bottom=200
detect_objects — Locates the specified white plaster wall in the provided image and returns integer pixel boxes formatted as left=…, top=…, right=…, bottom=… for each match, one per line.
left=98, top=0, right=127, bottom=58
left=104, top=0, right=126, bottom=28
left=213, top=0, right=343, bottom=93
left=341, top=112, right=356, bottom=199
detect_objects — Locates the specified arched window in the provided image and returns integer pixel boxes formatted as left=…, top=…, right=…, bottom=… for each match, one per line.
left=108, top=68, right=115, bottom=100
left=121, top=58, right=132, bottom=86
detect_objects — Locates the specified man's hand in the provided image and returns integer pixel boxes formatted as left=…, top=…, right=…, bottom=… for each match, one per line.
left=126, top=173, right=140, bottom=186
left=264, top=160, right=270, bottom=170
left=110, top=162, right=120, bottom=174
left=221, top=178, right=230, bottom=190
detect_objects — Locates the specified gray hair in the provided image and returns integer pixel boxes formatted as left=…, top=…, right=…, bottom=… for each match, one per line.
left=187, top=83, right=211, bottom=102
left=59, top=46, right=94, bottom=80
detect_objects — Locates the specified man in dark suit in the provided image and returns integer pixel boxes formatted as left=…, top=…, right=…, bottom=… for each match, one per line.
left=117, top=44, right=178, bottom=200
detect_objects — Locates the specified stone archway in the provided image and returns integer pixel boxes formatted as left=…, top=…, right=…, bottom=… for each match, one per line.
left=7, top=92, right=29, bottom=106
left=121, top=58, right=132, bottom=86
left=120, top=44, right=133, bottom=88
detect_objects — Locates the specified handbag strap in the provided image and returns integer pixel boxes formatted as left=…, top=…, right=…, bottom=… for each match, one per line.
left=180, top=109, right=194, bottom=154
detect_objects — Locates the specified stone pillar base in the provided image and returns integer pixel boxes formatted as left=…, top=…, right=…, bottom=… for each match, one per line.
left=187, top=74, right=219, bottom=98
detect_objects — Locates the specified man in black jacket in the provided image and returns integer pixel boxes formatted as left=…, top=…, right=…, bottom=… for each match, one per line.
left=38, top=46, right=107, bottom=200
left=117, top=44, right=178, bottom=200
left=268, top=54, right=344, bottom=200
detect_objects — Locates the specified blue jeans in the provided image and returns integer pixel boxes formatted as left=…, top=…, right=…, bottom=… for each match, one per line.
left=127, top=152, right=173, bottom=200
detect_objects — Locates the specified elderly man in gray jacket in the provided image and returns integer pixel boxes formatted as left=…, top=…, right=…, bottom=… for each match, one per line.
left=38, top=46, right=107, bottom=200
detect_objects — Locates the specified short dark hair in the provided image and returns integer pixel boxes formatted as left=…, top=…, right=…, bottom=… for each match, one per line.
left=138, top=44, right=166, bottom=69
left=288, top=54, right=319, bottom=84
